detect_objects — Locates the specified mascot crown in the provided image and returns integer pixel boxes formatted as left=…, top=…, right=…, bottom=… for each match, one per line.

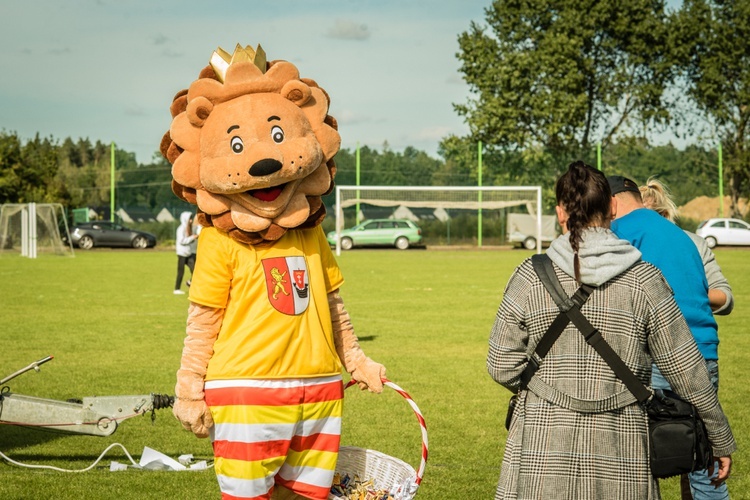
left=210, top=43, right=267, bottom=82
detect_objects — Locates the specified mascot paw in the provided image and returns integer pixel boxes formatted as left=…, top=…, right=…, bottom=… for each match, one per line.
left=173, top=398, right=214, bottom=438
left=351, top=358, right=386, bottom=393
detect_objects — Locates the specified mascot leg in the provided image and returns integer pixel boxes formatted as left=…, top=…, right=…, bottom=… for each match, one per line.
left=206, top=376, right=343, bottom=500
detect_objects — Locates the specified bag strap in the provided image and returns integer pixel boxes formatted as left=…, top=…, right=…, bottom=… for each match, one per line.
left=519, top=256, right=594, bottom=388
left=530, top=254, right=652, bottom=404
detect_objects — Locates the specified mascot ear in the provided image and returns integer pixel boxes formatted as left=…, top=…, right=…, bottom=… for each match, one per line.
left=186, top=96, right=214, bottom=127
left=280, top=80, right=312, bottom=107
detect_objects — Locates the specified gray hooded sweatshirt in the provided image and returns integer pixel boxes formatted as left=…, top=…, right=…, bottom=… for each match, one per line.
left=175, top=211, right=198, bottom=257
left=545, top=227, right=642, bottom=286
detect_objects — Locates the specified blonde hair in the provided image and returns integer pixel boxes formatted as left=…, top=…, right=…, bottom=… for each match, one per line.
left=639, top=177, right=678, bottom=222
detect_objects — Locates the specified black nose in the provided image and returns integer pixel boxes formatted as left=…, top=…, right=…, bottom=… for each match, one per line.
left=249, top=159, right=282, bottom=177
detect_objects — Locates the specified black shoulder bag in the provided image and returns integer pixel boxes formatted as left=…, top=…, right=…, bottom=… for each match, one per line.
left=509, top=254, right=711, bottom=479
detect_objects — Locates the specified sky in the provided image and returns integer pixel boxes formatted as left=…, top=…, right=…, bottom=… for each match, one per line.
left=0, top=0, right=490, bottom=165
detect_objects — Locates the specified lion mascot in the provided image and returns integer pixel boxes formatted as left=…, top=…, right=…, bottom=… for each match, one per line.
left=160, top=44, right=386, bottom=500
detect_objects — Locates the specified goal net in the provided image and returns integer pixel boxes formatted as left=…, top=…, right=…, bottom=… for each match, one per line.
left=331, top=185, right=545, bottom=254
left=0, top=203, right=75, bottom=257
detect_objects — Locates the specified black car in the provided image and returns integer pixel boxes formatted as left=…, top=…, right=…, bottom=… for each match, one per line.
left=69, top=221, right=157, bottom=249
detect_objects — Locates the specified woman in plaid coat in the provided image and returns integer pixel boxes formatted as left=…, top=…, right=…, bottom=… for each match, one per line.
left=487, top=161, right=735, bottom=499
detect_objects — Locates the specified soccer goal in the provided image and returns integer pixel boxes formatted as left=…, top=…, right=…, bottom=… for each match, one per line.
left=0, top=203, right=75, bottom=257
left=331, top=185, right=545, bottom=254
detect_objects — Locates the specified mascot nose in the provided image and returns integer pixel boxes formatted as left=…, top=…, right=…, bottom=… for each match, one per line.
left=249, top=159, right=283, bottom=177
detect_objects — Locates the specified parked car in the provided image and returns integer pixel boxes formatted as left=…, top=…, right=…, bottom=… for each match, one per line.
left=696, top=217, right=750, bottom=248
left=327, top=219, right=422, bottom=250
left=68, top=221, right=157, bottom=249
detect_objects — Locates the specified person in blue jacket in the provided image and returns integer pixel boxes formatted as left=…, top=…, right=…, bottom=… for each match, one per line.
left=609, top=175, right=729, bottom=500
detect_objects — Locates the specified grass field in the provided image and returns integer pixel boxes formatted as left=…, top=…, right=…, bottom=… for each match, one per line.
left=0, top=246, right=748, bottom=499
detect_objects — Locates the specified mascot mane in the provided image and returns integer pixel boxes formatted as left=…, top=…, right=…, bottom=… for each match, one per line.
left=160, top=45, right=339, bottom=245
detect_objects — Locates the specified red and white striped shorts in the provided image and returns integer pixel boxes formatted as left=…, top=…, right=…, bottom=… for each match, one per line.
left=205, top=375, right=344, bottom=500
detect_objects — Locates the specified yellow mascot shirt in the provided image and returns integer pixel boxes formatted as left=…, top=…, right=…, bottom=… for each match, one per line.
left=189, top=225, right=344, bottom=380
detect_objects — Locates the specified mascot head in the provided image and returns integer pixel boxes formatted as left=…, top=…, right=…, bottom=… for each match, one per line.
left=160, top=44, right=340, bottom=245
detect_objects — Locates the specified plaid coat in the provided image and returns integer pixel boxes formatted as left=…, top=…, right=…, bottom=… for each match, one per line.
left=488, top=258, right=736, bottom=500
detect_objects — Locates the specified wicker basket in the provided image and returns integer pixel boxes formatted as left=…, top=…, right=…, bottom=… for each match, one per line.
left=328, top=380, right=428, bottom=500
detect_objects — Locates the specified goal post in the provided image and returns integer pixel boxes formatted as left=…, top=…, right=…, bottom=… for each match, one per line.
left=331, top=185, right=544, bottom=255
left=0, top=203, right=75, bottom=257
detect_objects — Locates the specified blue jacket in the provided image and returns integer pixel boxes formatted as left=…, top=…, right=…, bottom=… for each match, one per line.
left=612, top=208, right=718, bottom=360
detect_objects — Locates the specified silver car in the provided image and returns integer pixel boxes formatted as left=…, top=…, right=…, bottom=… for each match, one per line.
left=69, top=222, right=157, bottom=250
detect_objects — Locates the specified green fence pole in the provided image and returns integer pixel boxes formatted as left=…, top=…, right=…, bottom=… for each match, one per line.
left=597, top=141, right=602, bottom=170
left=478, top=140, right=483, bottom=248
left=355, top=142, right=361, bottom=224
left=718, top=143, right=724, bottom=217
left=110, top=142, right=115, bottom=222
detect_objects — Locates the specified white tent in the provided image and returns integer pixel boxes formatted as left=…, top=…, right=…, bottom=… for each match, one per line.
left=156, top=207, right=175, bottom=222
left=433, top=207, right=450, bottom=222
left=116, top=208, right=134, bottom=223
left=392, top=205, right=418, bottom=221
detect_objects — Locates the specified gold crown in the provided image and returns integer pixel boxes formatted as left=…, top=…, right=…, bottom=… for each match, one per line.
left=209, top=43, right=267, bottom=83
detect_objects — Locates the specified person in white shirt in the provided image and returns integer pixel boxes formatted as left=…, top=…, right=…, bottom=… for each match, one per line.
left=174, top=211, right=198, bottom=295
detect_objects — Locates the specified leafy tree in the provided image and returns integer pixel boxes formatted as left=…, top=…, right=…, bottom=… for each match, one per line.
left=117, top=154, right=185, bottom=213
left=331, top=144, right=440, bottom=187
left=324, top=145, right=440, bottom=208
left=0, top=131, right=61, bottom=204
left=437, top=134, right=582, bottom=211
left=671, top=0, right=750, bottom=217
left=453, top=0, right=673, bottom=165
left=55, top=138, right=116, bottom=210
left=331, top=148, right=357, bottom=187
left=435, top=135, right=477, bottom=186
left=0, top=131, right=25, bottom=203
left=399, top=146, right=441, bottom=185
left=21, top=134, right=59, bottom=203
left=602, top=138, right=719, bottom=205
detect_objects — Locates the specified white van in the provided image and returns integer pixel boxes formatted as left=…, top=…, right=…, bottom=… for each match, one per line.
left=507, top=213, right=558, bottom=249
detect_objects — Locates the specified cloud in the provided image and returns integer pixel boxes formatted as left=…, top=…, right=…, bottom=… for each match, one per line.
left=445, top=73, right=465, bottom=85
left=326, top=19, right=371, bottom=41
left=161, top=48, right=184, bottom=58
left=333, top=108, right=372, bottom=125
left=413, top=126, right=455, bottom=142
left=153, top=34, right=169, bottom=45
left=124, top=104, right=148, bottom=117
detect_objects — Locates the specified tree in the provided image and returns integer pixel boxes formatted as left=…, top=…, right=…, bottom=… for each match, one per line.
left=21, top=134, right=59, bottom=203
left=55, top=138, right=114, bottom=209
left=453, top=0, right=673, bottom=164
left=671, top=0, right=750, bottom=217
left=0, top=131, right=62, bottom=204
left=330, top=145, right=440, bottom=187
left=117, top=154, right=176, bottom=211
left=436, top=134, right=565, bottom=211
left=435, top=135, right=477, bottom=186
left=602, top=138, right=719, bottom=206
left=0, top=131, right=25, bottom=203
left=399, top=146, right=441, bottom=185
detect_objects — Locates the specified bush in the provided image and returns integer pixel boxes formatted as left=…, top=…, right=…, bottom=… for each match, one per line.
left=676, top=217, right=702, bottom=233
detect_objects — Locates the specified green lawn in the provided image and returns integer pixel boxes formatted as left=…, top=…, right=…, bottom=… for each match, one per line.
left=0, top=247, right=747, bottom=499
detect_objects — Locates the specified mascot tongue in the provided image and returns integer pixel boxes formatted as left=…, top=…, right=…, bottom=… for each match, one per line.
left=250, top=186, right=283, bottom=202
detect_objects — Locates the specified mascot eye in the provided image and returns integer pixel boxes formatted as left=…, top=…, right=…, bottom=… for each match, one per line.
left=230, top=136, right=244, bottom=154
left=271, top=125, right=285, bottom=144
